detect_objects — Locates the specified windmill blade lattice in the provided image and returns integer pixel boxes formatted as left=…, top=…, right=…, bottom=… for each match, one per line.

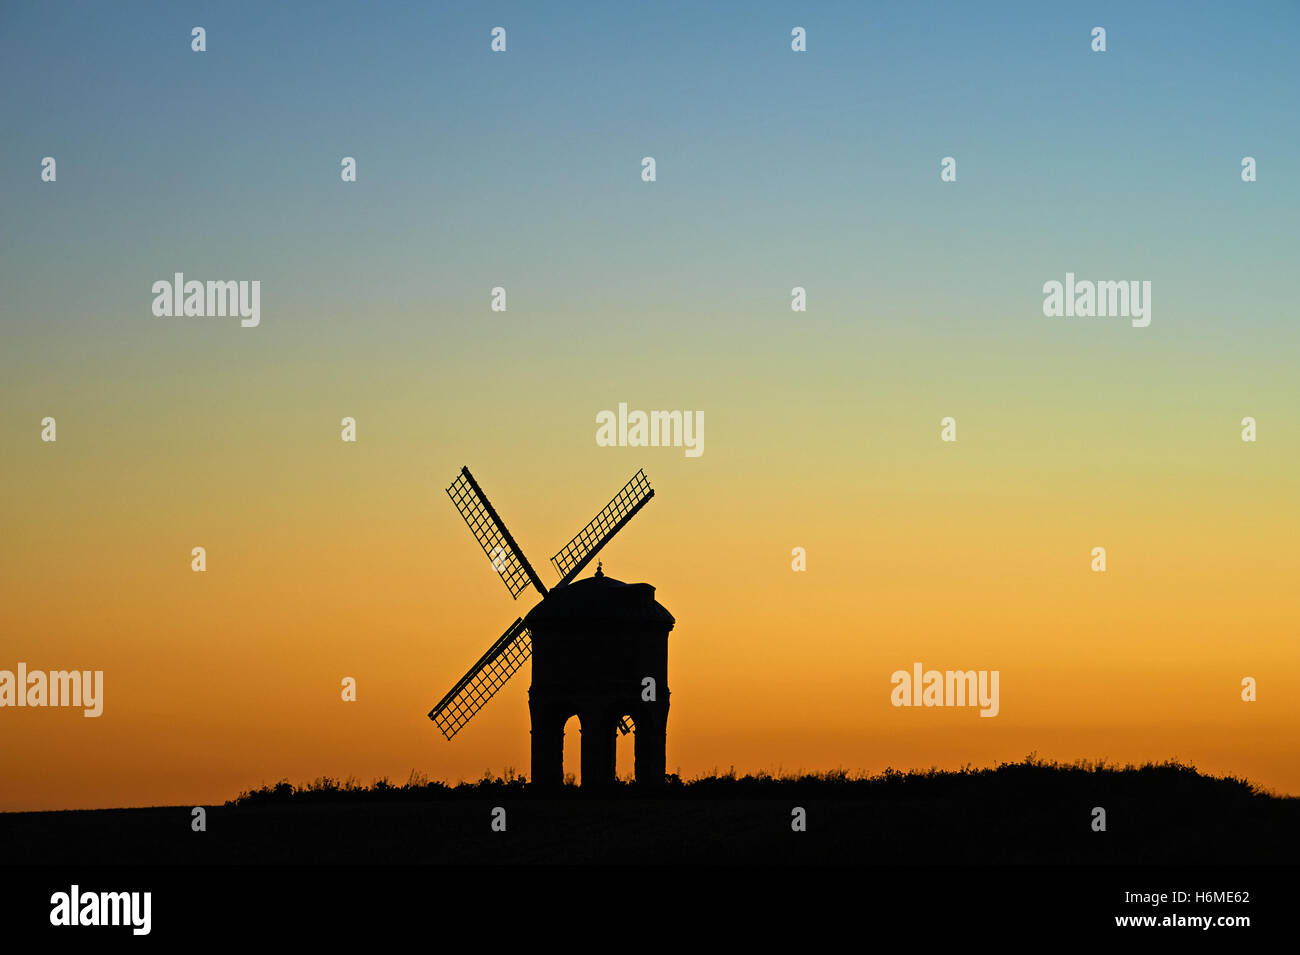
left=428, top=617, right=533, bottom=740
left=447, top=467, right=547, bottom=600
left=550, top=469, right=654, bottom=586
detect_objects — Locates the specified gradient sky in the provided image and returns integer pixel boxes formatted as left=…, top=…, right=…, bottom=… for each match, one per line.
left=2, top=1, right=1298, bottom=810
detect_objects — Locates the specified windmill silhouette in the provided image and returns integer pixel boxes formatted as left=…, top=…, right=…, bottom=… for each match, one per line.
left=429, top=467, right=675, bottom=788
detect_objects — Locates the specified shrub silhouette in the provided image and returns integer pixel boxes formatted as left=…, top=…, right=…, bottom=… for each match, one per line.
left=224, top=756, right=1280, bottom=806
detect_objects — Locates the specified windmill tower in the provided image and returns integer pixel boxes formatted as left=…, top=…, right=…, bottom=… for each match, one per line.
left=429, top=467, right=674, bottom=788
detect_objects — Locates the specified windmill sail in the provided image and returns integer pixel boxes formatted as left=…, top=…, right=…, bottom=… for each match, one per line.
left=428, top=617, right=533, bottom=740
left=447, top=466, right=548, bottom=600
left=550, top=469, right=654, bottom=586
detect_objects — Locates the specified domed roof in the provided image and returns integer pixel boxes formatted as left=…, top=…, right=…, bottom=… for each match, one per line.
left=525, top=566, right=675, bottom=629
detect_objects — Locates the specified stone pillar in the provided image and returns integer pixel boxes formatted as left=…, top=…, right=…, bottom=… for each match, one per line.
left=529, top=700, right=565, bottom=789
left=579, top=709, right=617, bottom=788
left=634, top=702, right=668, bottom=786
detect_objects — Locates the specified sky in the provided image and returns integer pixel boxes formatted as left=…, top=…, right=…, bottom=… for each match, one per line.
left=2, top=1, right=1298, bottom=810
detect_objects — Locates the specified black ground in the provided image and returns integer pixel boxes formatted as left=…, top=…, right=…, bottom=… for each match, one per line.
left=4, top=759, right=1296, bottom=865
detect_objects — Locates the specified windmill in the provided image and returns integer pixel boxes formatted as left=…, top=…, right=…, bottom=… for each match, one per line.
left=429, top=466, right=675, bottom=787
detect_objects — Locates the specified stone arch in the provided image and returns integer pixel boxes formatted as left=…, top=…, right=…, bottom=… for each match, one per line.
left=561, top=713, right=581, bottom=785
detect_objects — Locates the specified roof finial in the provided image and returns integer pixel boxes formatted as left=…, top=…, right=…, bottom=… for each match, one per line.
left=595, top=560, right=604, bottom=578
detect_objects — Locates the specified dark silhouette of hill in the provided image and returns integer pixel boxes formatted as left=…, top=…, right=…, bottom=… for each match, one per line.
left=3, top=757, right=1295, bottom=865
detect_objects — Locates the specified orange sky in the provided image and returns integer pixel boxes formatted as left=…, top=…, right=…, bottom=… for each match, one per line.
left=3, top=354, right=1297, bottom=809
left=3, top=0, right=1299, bottom=815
